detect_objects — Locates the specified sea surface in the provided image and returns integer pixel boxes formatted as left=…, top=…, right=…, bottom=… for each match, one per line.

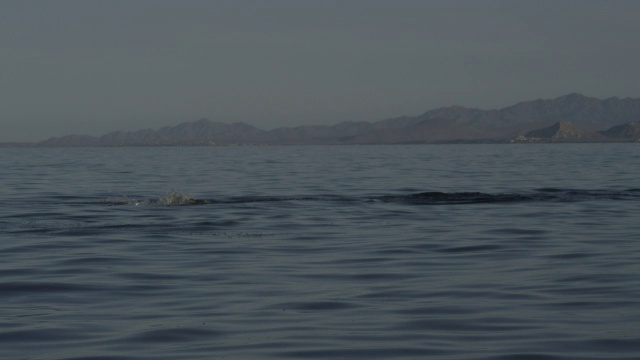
left=1, top=144, right=639, bottom=360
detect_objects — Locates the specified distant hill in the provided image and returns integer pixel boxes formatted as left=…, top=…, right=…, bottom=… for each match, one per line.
left=598, top=122, right=640, bottom=139
left=512, top=121, right=605, bottom=142
left=29, top=93, right=640, bottom=146
left=512, top=120, right=640, bottom=143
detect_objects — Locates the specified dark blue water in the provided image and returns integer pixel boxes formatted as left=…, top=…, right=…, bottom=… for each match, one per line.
left=2, top=144, right=639, bottom=360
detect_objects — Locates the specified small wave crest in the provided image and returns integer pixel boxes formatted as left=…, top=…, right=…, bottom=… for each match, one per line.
left=101, top=190, right=212, bottom=206
left=385, top=188, right=640, bottom=205
left=383, top=191, right=536, bottom=204
left=98, top=188, right=640, bottom=206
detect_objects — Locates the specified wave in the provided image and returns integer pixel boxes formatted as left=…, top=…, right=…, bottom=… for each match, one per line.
left=384, top=188, right=640, bottom=204
left=99, top=188, right=640, bottom=206
left=104, top=190, right=215, bottom=206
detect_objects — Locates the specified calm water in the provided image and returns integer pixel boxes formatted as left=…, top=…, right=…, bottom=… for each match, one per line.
left=1, top=144, right=639, bottom=360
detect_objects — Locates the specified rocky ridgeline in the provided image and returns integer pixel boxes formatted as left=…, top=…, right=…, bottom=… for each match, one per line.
left=30, top=93, right=640, bottom=146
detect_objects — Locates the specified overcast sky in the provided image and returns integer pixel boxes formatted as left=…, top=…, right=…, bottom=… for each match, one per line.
left=2, top=0, right=639, bottom=142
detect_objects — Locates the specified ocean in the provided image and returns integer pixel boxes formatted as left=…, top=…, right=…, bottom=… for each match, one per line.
left=1, top=144, right=639, bottom=360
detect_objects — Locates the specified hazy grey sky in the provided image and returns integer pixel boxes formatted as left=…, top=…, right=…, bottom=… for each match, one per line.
left=2, top=0, right=639, bottom=142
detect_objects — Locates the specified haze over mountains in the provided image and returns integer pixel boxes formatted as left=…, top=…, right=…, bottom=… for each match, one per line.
left=13, top=93, right=640, bottom=147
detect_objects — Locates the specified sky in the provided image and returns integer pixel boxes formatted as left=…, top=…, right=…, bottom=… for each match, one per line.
left=2, top=0, right=640, bottom=142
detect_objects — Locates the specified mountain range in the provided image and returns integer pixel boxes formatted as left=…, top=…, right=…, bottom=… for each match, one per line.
left=15, top=93, right=640, bottom=147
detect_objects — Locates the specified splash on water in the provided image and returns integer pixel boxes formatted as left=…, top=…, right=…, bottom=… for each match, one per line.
left=157, top=190, right=199, bottom=206
left=103, top=190, right=202, bottom=206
